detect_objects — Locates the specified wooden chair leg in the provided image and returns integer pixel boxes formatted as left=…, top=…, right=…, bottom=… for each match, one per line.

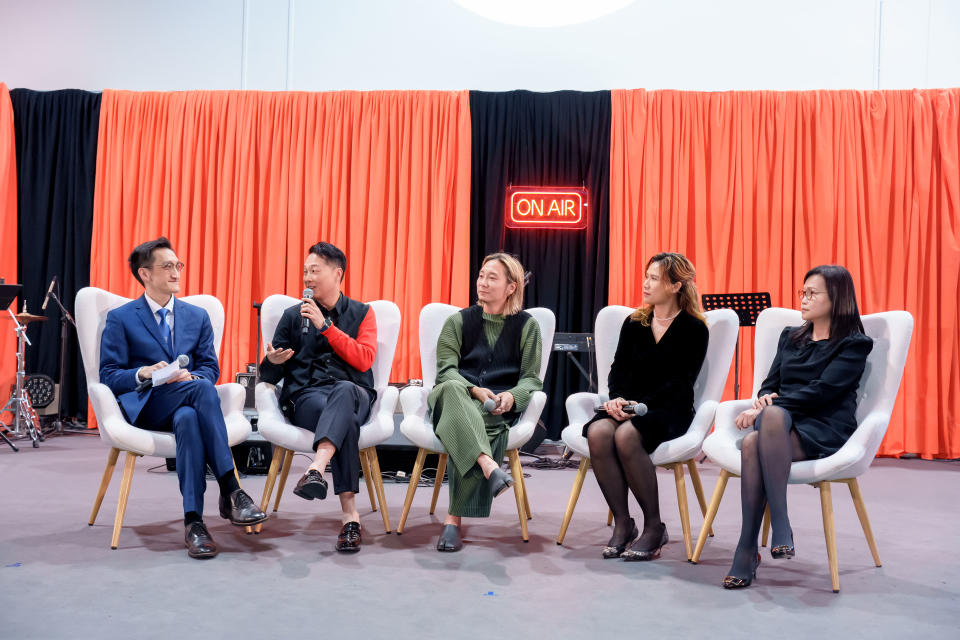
left=673, top=463, right=693, bottom=560
left=360, top=448, right=378, bottom=512
left=819, top=481, right=841, bottom=593
left=506, top=449, right=529, bottom=542
left=255, top=446, right=284, bottom=534
left=761, top=503, right=771, bottom=547
left=607, top=509, right=613, bottom=526
left=691, top=469, right=730, bottom=563
left=520, top=471, right=532, bottom=520
left=368, top=448, right=391, bottom=533
left=89, top=447, right=120, bottom=526
left=396, top=448, right=427, bottom=534
left=231, top=455, right=252, bottom=534
left=557, top=457, right=589, bottom=545
left=686, top=459, right=713, bottom=536
left=110, top=452, right=139, bottom=550
left=273, top=448, right=294, bottom=512
left=846, top=478, right=881, bottom=566
left=429, top=454, right=448, bottom=515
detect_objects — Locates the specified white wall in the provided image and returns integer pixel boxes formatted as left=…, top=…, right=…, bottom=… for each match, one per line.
left=1, top=0, right=958, bottom=92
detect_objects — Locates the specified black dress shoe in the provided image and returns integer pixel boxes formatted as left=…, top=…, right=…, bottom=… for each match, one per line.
left=185, top=521, right=218, bottom=559
left=723, top=553, right=761, bottom=589
left=293, top=469, right=328, bottom=501
left=219, top=488, right=268, bottom=526
left=335, top=521, right=362, bottom=553
left=486, top=467, right=513, bottom=501
left=602, top=518, right=639, bottom=559
left=436, top=524, right=463, bottom=552
left=621, top=523, right=669, bottom=561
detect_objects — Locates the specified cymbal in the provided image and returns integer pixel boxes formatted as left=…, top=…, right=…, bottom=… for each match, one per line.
left=4, top=312, right=47, bottom=324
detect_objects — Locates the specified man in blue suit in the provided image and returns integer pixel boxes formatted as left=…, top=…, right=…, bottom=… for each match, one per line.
left=99, top=237, right=267, bottom=559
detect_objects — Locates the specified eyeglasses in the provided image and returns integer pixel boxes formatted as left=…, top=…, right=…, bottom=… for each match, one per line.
left=797, top=288, right=824, bottom=301
left=152, top=261, right=185, bottom=273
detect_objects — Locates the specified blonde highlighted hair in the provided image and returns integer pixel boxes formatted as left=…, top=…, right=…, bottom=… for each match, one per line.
left=631, top=252, right=706, bottom=326
left=480, top=252, right=526, bottom=316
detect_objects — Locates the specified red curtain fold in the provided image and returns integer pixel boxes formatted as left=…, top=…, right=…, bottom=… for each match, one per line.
left=0, top=83, right=17, bottom=402
left=91, top=90, right=472, bottom=386
left=610, top=89, right=960, bottom=460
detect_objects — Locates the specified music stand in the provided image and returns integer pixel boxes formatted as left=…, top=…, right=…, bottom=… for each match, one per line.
left=701, top=292, right=771, bottom=398
left=0, top=284, right=23, bottom=451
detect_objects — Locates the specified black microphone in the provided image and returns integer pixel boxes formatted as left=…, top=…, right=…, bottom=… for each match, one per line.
left=301, top=288, right=314, bottom=334
left=137, top=354, right=190, bottom=392
left=594, top=402, right=649, bottom=416
left=41, top=276, right=57, bottom=311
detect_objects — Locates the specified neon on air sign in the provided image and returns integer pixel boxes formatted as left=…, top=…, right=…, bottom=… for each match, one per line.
left=504, top=186, right=589, bottom=230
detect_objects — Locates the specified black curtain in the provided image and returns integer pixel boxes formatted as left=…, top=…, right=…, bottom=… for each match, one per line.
left=11, top=89, right=100, bottom=419
left=469, top=91, right=611, bottom=439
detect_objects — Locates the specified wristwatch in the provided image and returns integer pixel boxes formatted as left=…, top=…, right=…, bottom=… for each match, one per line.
left=320, top=316, right=333, bottom=332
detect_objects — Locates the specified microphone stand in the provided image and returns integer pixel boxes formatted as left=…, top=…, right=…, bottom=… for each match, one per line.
left=45, top=287, right=84, bottom=435
left=252, top=301, right=262, bottom=382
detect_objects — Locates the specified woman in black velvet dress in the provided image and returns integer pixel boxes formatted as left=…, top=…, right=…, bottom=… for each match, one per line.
left=722, top=265, right=873, bottom=589
left=584, top=253, right=709, bottom=561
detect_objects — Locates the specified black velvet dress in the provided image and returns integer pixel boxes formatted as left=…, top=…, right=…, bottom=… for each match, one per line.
left=583, top=311, right=709, bottom=453
left=759, top=327, right=874, bottom=459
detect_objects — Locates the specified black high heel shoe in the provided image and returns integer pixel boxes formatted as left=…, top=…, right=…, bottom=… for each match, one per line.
left=722, top=553, right=761, bottom=589
left=771, top=531, right=796, bottom=559
left=621, top=523, right=668, bottom=561
left=602, top=518, right=639, bottom=559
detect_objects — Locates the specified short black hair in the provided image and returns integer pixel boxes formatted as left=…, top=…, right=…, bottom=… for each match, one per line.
left=129, top=237, right=174, bottom=286
left=308, top=242, right=346, bottom=280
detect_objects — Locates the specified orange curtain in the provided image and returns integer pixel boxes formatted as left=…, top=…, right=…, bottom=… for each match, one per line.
left=0, top=83, right=17, bottom=401
left=91, top=90, right=472, bottom=385
left=610, top=89, right=960, bottom=460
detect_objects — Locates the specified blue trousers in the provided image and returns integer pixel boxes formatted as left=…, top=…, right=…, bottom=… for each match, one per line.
left=135, top=379, right=235, bottom=515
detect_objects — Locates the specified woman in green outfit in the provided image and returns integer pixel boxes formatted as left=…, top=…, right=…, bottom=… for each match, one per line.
left=429, top=253, right=543, bottom=552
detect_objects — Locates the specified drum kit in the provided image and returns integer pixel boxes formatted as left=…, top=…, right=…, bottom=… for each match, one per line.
left=1, top=281, right=80, bottom=452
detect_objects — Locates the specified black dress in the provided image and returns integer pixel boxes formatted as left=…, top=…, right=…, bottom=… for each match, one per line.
left=583, top=310, right=709, bottom=453
left=759, top=327, right=874, bottom=459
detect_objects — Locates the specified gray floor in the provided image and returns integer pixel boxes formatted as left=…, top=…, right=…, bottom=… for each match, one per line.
left=1, top=433, right=958, bottom=639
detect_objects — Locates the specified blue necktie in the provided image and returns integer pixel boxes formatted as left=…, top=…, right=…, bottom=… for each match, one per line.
left=156, top=308, right=171, bottom=348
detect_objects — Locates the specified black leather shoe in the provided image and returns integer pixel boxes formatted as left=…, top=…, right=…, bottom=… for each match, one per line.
left=723, top=553, right=761, bottom=589
left=335, top=521, right=362, bottom=553
left=602, top=518, right=639, bottom=559
left=436, top=524, right=463, bottom=552
left=219, top=488, right=268, bottom=526
left=622, top=523, right=669, bottom=561
left=293, top=469, right=328, bottom=501
left=185, top=521, right=218, bottom=559
left=486, top=467, right=513, bottom=501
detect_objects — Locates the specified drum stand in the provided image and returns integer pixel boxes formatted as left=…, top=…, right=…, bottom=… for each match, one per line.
left=0, top=309, right=43, bottom=450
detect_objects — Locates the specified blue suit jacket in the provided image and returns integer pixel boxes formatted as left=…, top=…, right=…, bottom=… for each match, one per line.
left=99, top=295, right=220, bottom=424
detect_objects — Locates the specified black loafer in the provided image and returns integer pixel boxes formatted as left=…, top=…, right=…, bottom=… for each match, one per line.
left=185, top=521, right=218, bottom=559
left=293, top=469, right=328, bottom=501
left=436, top=524, right=463, bottom=552
left=486, top=467, right=513, bottom=501
left=335, top=521, right=362, bottom=553
left=219, top=488, right=268, bottom=526
left=622, top=523, right=669, bottom=561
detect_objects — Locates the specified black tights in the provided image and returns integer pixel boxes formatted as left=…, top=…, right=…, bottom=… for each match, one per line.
left=729, top=406, right=806, bottom=578
left=587, top=418, right=664, bottom=550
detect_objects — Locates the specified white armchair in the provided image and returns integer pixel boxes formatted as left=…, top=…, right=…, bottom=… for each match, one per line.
left=75, top=288, right=252, bottom=549
left=691, top=307, right=914, bottom=593
left=557, top=306, right=739, bottom=559
left=395, top=303, right=556, bottom=542
left=254, top=296, right=401, bottom=534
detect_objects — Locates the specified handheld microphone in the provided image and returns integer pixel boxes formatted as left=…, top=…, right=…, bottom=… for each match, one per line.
left=594, top=402, right=649, bottom=416
left=41, top=276, right=57, bottom=311
left=482, top=398, right=498, bottom=413
left=137, top=354, right=190, bottom=392
left=301, top=288, right=314, bottom=334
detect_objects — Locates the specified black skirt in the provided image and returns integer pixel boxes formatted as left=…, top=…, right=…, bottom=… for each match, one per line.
left=582, top=407, right=694, bottom=454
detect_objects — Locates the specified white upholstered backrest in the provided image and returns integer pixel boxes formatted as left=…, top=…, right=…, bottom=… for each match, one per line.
left=749, top=307, right=803, bottom=398
left=259, top=294, right=400, bottom=390
left=418, top=303, right=556, bottom=388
